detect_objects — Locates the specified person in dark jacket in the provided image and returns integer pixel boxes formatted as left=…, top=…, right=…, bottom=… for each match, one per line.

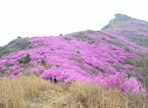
left=54, top=76, right=57, bottom=84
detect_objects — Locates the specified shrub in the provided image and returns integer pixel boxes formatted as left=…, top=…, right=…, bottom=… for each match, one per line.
left=19, top=54, right=31, bottom=64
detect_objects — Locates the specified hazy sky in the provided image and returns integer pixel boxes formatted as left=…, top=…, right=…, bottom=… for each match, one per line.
left=0, top=0, right=148, bottom=46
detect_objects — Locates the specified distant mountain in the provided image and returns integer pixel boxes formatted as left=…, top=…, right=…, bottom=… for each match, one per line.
left=102, top=13, right=148, bottom=47
left=0, top=14, right=148, bottom=93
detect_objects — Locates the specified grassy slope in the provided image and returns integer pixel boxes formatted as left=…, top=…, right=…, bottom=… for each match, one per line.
left=0, top=76, right=147, bottom=108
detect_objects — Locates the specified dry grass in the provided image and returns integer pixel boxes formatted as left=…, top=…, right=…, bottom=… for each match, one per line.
left=0, top=76, right=147, bottom=108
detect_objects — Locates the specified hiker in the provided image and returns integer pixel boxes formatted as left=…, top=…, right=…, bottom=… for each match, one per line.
left=49, top=76, right=52, bottom=83
left=54, top=76, right=57, bottom=84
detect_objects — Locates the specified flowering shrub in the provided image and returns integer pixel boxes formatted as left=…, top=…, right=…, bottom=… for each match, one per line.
left=31, top=65, right=45, bottom=76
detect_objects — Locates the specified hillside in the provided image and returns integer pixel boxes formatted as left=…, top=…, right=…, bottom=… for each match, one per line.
left=0, top=14, right=148, bottom=108
left=0, top=14, right=148, bottom=94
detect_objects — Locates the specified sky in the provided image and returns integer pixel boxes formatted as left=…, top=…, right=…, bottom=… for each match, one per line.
left=0, top=0, right=148, bottom=46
